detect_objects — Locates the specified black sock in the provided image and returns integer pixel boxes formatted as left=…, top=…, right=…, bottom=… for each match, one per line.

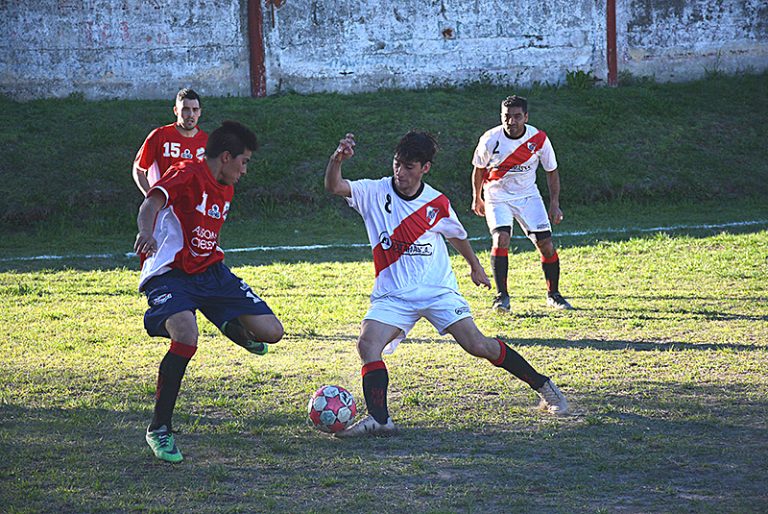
left=362, top=361, right=389, bottom=424
left=542, top=252, right=560, bottom=294
left=490, top=339, right=547, bottom=389
left=491, top=248, right=509, bottom=295
left=150, top=341, right=196, bottom=431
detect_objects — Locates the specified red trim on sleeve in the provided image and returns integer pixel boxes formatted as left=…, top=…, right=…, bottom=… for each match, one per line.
left=541, top=251, right=559, bottom=264
left=491, top=339, right=507, bottom=366
left=491, top=247, right=509, bottom=257
left=170, top=340, right=198, bottom=359
left=362, top=360, right=387, bottom=376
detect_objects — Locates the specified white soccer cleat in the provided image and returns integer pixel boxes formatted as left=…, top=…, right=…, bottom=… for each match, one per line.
left=536, top=379, right=569, bottom=415
left=334, top=415, right=397, bottom=438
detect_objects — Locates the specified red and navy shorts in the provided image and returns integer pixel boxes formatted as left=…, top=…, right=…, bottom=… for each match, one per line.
left=142, top=262, right=274, bottom=338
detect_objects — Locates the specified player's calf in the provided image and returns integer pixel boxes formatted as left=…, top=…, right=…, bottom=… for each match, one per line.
left=221, top=318, right=268, bottom=355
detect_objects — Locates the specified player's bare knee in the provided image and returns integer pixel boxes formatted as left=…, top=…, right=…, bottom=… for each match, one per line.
left=264, top=324, right=284, bottom=344
left=164, top=312, right=199, bottom=346
left=537, top=238, right=555, bottom=257
left=356, top=337, right=383, bottom=362
left=492, top=228, right=511, bottom=248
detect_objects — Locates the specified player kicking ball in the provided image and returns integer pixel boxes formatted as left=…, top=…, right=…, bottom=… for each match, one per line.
left=135, top=121, right=284, bottom=462
left=324, top=131, right=569, bottom=438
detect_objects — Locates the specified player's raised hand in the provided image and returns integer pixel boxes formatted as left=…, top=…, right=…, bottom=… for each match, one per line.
left=134, top=232, right=158, bottom=256
left=333, top=133, right=356, bottom=161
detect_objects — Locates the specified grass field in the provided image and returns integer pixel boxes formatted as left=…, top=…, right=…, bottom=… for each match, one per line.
left=1, top=74, right=767, bottom=512
left=1, top=217, right=767, bottom=512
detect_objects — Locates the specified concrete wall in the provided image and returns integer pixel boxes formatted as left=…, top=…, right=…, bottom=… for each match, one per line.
left=0, top=0, right=251, bottom=100
left=618, top=0, right=768, bottom=81
left=0, top=0, right=766, bottom=100
left=263, top=0, right=604, bottom=94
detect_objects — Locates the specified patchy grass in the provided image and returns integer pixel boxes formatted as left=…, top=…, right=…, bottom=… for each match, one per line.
left=1, top=225, right=766, bottom=512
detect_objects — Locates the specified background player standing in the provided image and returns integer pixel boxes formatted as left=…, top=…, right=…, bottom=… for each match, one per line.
left=471, top=95, right=573, bottom=312
left=134, top=121, right=284, bottom=462
left=132, top=88, right=208, bottom=196
left=325, top=131, right=569, bottom=438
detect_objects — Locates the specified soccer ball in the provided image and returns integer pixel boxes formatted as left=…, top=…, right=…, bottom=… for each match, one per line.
left=308, top=385, right=357, bottom=433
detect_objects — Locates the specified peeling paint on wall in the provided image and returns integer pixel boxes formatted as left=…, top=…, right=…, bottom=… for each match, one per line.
left=0, top=0, right=765, bottom=100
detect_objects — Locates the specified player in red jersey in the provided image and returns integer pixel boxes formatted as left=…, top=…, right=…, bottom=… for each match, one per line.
left=135, top=121, right=284, bottom=462
left=325, top=131, right=569, bottom=438
left=132, top=88, right=208, bottom=196
left=472, top=95, right=573, bottom=312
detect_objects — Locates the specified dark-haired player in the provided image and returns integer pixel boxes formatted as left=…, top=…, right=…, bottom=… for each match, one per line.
left=132, top=88, right=208, bottom=196
left=325, top=131, right=569, bottom=438
left=135, top=121, right=284, bottom=462
left=471, top=95, right=573, bottom=312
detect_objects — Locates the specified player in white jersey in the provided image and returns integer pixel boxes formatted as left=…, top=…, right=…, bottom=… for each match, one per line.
left=472, top=95, right=573, bottom=312
left=325, top=131, right=569, bottom=438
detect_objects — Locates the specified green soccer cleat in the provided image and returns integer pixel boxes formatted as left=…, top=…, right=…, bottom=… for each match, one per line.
left=146, top=425, right=184, bottom=463
left=221, top=320, right=269, bottom=355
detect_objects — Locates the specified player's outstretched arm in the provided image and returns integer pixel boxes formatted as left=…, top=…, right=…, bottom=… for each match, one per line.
left=324, top=133, right=355, bottom=198
left=447, top=237, right=491, bottom=289
left=134, top=191, right=165, bottom=255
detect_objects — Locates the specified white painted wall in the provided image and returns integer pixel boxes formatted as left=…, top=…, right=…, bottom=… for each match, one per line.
left=263, top=0, right=604, bottom=94
left=0, top=0, right=765, bottom=100
left=0, top=0, right=251, bottom=100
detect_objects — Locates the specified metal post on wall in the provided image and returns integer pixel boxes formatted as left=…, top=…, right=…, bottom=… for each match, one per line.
left=606, top=0, right=618, bottom=86
left=247, top=0, right=267, bottom=97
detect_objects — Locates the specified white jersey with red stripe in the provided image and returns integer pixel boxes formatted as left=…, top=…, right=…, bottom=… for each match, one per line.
left=472, top=124, right=557, bottom=203
left=346, top=177, right=468, bottom=301
left=134, top=123, right=208, bottom=186
left=138, top=160, right=233, bottom=290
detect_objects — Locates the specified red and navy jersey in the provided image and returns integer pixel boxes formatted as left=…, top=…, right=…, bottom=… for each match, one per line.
left=346, top=177, right=468, bottom=300
left=472, top=124, right=557, bottom=202
left=138, top=160, right=233, bottom=289
left=134, top=123, right=208, bottom=186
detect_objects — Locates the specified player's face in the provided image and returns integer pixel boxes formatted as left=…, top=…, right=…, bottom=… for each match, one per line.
left=392, top=157, right=430, bottom=196
left=219, top=149, right=253, bottom=186
left=501, top=105, right=528, bottom=138
left=174, top=98, right=201, bottom=131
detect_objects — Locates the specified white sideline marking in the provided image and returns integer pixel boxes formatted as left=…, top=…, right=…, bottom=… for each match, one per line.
left=1, top=219, right=766, bottom=263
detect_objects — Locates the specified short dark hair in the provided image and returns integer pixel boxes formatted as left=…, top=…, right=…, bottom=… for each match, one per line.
left=176, top=88, right=201, bottom=107
left=206, top=120, right=258, bottom=159
left=502, top=95, right=528, bottom=113
left=394, top=131, right=439, bottom=165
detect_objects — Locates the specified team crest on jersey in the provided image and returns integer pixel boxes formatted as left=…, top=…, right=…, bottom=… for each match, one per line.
left=379, top=232, right=392, bottom=250
left=182, top=149, right=193, bottom=159
left=527, top=142, right=537, bottom=152
left=208, top=204, right=222, bottom=219
left=426, top=206, right=439, bottom=225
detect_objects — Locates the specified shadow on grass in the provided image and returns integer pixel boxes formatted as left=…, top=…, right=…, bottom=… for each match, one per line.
left=2, top=379, right=767, bottom=513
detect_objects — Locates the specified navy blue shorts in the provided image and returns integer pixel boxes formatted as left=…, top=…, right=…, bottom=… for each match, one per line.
left=142, top=262, right=274, bottom=338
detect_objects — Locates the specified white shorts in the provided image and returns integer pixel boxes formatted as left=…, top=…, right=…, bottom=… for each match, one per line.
left=485, top=195, right=552, bottom=243
left=364, top=290, right=472, bottom=354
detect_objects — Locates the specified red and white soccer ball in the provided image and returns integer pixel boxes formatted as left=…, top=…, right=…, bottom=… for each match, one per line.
left=308, top=385, right=357, bottom=433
